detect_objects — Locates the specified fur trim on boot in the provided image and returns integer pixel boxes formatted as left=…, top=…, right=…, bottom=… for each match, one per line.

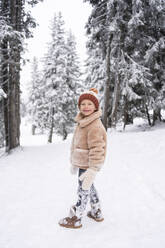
left=58, top=216, right=82, bottom=229
left=87, top=208, right=104, bottom=222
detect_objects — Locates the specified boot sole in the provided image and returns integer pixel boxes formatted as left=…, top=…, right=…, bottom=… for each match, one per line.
left=59, top=223, right=82, bottom=229
left=87, top=212, right=104, bottom=222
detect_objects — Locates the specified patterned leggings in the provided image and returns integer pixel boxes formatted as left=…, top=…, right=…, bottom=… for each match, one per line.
left=75, top=169, right=101, bottom=218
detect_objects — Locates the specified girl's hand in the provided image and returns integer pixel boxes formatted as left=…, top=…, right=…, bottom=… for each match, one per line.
left=79, top=168, right=97, bottom=190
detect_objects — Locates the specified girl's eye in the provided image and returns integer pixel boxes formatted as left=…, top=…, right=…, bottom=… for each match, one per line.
left=81, top=102, right=92, bottom=106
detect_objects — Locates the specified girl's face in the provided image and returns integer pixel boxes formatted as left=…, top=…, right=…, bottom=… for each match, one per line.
left=80, top=99, right=96, bottom=116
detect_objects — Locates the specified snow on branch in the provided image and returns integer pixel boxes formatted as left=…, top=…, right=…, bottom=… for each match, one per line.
left=0, top=88, right=7, bottom=100
left=0, top=18, right=24, bottom=41
left=144, top=37, right=165, bottom=63
left=123, top=51, right=151, bottom=74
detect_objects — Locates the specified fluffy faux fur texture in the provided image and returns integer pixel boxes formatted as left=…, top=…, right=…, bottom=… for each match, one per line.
left=70, top=109, right=107, bottom=171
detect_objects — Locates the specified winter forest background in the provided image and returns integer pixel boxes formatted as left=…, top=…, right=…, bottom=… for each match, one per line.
left=0, top=0, right=165, bottom=151
left=0, top=1, right=165, bottom=247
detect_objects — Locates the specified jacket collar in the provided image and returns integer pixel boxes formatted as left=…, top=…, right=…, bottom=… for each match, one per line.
left=75, top=109, right=102, bottom=127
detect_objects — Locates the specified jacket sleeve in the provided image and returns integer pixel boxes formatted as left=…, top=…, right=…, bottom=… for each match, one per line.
left=70, top=137, right=74, bottom=164
left=70, top=126, right=76, bottom=164
left=87, top=127, right=106, bottom=171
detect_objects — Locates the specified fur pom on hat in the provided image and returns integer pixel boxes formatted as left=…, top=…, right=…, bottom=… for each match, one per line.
left=78, top=88, right=99, bottom=110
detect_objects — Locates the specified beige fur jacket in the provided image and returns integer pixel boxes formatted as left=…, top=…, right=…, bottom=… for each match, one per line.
left=70, top=109, right=107, bottom=171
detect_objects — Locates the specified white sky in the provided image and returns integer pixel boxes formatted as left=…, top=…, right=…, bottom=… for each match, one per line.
left=21, top=0, right=91, bottom=98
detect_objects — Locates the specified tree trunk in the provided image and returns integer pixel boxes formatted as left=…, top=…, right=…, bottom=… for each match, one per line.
left=0, top=100, right=5, bottom=148
left=32, top=124, right=36, bottom=135
left=1, top=38, right=8, bottom=148
left=123, top=96, right=133, bottom=130
left=145, top=103, right=151, bottom=126
left=152, top=107, right=161, bottom=126
left=62, top=125, right=67, bottom=140
left=123, top=96, right=127, bottom=130
left=102, top=34, right=113, bottom=130
left=111, top=74, right=120, bottom=128
left=8, top=0, right=21, bottom=150
left=0, top=0, right=22, bottom=151
left=48, top=122, right=53, bottom=143
left=48, top=107, right=54, bottom=143
left=111, top=43, right=121, bottom=127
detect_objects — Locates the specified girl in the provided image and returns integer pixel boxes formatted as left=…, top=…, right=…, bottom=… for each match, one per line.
left=59, top=88, right=107, bottom=228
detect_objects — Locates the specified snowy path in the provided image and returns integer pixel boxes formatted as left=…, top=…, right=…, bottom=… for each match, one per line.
left=0, top=123, right=165, bottom=248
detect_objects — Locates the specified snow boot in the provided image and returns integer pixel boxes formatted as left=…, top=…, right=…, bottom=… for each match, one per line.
left=58, top=216, right=82, bottom=229
left=59, top=206, right=82, bottom=229
left=87, top=208, right=104, bottom=222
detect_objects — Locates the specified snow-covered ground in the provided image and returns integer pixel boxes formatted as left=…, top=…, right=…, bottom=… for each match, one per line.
left=0, top=120, right=165, bottom=248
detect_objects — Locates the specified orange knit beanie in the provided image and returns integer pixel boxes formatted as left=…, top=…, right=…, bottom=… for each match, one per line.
left=78, top=88, right=99, bottom=110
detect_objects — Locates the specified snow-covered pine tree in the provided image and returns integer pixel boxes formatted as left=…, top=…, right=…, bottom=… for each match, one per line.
left=125, top=0, right=165, bottom=125
left=85, top=37, right=105, bottom=108
left=85, top=0, right=165, bottom=127
left=42, top=12, right=68, bottom=142
left=0, top=100, right=5, bottom=147
left=84, top=0, right=113, bottom=129
left=28, top=57, right=45, bottom=135
left=39, top=48, right=53, bottom=133
left=53, top=31, right=82, bottom=140
left=85, top=0, right=131, bottom=128
left=0, top=2, right=22, bottom=150
left=0, top=0, right=43, bottom=151
left=145, top=0, right=165, bottom=125
left=119, top=52, right=153, bottom=128
left=0, top=87, right=7, bottom=147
